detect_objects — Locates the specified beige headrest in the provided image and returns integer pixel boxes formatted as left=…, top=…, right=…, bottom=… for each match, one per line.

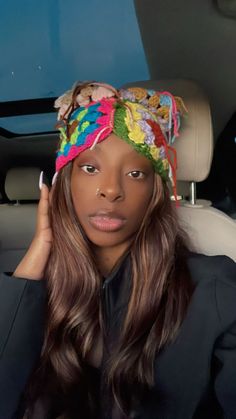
left=123, top=79, right=213, bottom=182
left=5, top=167, right=41, bottom=200
left=178, top=205, right=236, bottom=262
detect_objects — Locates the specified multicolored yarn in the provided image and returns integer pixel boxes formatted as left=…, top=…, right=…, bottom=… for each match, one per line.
left=54, top=82, right=187, bottom=193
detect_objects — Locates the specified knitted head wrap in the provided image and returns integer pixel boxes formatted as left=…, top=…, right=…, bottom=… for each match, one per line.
left=54, top=81, right=187, bottom=193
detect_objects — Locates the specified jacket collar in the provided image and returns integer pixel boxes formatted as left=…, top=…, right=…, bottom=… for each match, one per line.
left=101, top=251, right=132, bottom=334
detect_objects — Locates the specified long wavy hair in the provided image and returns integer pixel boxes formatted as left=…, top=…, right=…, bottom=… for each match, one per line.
left=27, top=162, right=193, bottom=418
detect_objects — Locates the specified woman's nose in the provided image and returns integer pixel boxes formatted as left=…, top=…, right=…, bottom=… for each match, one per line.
left=96, top=175, right=124, bottom=202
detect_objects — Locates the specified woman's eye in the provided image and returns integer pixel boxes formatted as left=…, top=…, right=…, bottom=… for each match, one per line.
left=128, top=171, right=145, bottom=179
left=80, top=165, right=99, bottom=174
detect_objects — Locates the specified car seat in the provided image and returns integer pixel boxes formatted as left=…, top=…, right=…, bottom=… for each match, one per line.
left=124, top=79, right=236, bottom=261
left=0, top=167, right=40, bottom=272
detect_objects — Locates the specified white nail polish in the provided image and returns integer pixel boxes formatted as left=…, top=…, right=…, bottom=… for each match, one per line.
left=39, top=171, right=43, bottom=190
left=52, top=172, right=58, bottom=186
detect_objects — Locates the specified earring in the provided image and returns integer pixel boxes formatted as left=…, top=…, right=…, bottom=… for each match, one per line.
left=96, top=188, right=101, bottom=196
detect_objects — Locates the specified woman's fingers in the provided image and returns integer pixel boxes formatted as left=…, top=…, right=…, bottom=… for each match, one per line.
left=37, top=183, right=51, bottom=232
left=13, top=173, right=53, bottom=280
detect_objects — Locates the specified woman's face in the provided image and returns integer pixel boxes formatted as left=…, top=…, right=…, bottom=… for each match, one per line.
left=70, top=134, right=154, bottom=250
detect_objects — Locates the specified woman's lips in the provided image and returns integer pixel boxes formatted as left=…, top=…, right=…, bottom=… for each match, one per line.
left=89, top=214, right=126, bottom=232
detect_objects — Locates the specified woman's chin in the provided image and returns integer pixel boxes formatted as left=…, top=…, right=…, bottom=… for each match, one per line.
left=86, top=230, right=132, bottom=250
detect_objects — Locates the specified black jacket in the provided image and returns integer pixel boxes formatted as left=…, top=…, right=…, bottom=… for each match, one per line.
left=0, top=253, right=236, bottom=419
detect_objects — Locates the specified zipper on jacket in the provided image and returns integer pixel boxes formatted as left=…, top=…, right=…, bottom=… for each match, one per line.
left=100, top=279, right=108, bottom=333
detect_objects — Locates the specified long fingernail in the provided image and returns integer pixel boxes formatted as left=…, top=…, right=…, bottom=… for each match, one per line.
left=52, top=172, right=58, bottom=186
left=39, top=171, right=44, bottom=190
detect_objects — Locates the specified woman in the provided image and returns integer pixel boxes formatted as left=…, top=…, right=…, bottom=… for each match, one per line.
left=0, top=82, right=236, bottom=419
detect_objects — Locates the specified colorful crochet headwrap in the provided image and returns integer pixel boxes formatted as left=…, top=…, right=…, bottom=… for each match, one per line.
left=54, top=82, right=187, bottom=188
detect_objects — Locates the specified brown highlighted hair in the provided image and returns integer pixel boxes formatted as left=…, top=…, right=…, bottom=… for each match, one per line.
left=28, top=163, right=192, bottom=418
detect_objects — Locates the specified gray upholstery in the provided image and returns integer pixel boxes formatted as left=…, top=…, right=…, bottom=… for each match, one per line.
left=5, top=167, right=41, bottom=201
left=0, top=168, right=39, bottom=272
left=0, top=249, right=28, bottom=273
left=0, top=204, right=36, bottom=250
left=217, top=0, right=236, bottom=17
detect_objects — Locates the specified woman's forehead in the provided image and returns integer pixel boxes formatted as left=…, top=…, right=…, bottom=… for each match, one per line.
left=75, top=134, right=153, bottom=166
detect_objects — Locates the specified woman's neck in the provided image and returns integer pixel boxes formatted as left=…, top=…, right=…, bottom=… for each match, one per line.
left=94, top=242, right=131, bottom=277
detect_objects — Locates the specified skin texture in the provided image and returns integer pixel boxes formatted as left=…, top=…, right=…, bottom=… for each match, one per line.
left=70, top=134, right=154, bottom=275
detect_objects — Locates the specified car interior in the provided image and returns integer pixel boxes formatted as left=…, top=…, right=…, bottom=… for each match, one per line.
left=0, top=0, right=236, bottom=273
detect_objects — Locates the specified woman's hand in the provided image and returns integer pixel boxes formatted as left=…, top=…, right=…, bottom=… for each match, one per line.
left=13, top=181, right=52, bottom=280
